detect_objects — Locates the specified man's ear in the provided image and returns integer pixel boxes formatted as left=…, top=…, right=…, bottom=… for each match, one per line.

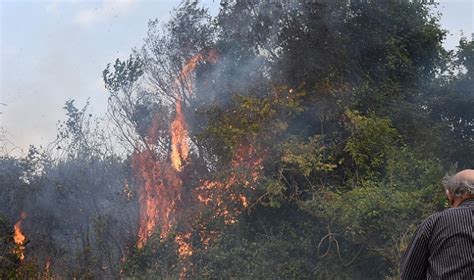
left=445, top=190, right=454, bottom=206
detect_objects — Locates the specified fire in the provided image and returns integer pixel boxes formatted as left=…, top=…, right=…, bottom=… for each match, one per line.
left=124, top=48, right=269, bottom=280
left=135, top=50, right=219, bottom=250
left=177, top=54, right=203, bottom=94
left=240, top=195, right=248, bottom=208
left=170, top=52, right=215, bottom=171
left=195, top=145, right=263, bottom=226
left=170, top=98, right=189, bottom=171
left=42, top=257, right=51, bottom=279
left=13, top=221, right=26, bottom=247
left=123, top=178, right=133, bottom=201
left=131, top=50, right=263, bottom=278
left=133, top=150, right=181, bottom=249
left=13, top=211, right=27, bottom=261
left=175, top=233, right=193, bottom=258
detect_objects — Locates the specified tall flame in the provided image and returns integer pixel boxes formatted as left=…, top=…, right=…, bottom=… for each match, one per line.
left=170, top=99, right=189, bottom=171
left=13, top=211, right=27, bottom=261
left=170, top=52, right=214, bottom=171
left=131, top=50, right=267, bottom=279
left=135, top=51, right=218, bottom=250
left=134, top=150, right=181, bottom=249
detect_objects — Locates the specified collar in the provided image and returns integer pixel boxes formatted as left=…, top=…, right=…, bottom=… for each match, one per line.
left=459, top=198, right=474, bottom=208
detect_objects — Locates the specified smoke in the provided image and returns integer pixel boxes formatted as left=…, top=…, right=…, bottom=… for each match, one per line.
left=1, top=1, right=472, bottom=278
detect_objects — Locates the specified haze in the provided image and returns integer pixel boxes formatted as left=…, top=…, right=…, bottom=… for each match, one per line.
left=0, top=0, right=472, bottom=156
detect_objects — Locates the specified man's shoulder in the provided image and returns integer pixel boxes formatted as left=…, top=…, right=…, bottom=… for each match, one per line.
left=418, top=204, right=473, bottom=233
left=420, top=209, right=452, bottom=228
left=438, top=205, right=472, bottom=217
left=413, top=211, right=441, bottom=236
left=423, top=210, right=444, bottom=223
left=423, top=206, right=470, bottom=227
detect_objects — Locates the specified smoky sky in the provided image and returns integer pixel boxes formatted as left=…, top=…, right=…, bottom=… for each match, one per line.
left=0, top=0, right=471, bottom=156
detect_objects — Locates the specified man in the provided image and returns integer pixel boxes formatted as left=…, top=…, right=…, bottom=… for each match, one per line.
left=400, top=169, right=474, bottom=280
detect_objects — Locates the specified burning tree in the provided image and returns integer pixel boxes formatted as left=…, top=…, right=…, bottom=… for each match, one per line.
left=102, top=1, right=471, bottom=278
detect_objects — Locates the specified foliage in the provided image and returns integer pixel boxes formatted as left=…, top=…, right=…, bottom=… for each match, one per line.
left=343, top=111, right=400, bottom=175
left=122, top=233, right=181, bottom=279
left=1, top=0, right=473, bottom=279
left=0, top=216, right=42, bottom=279
left=103, top=55, right=144, bottom=94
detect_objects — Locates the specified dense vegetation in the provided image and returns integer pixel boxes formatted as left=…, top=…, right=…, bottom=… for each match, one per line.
left=1, top=1, right=472, bottom=279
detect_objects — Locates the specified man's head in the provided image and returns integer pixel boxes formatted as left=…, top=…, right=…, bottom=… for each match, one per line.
left=443, top=169, right=474, bottom=207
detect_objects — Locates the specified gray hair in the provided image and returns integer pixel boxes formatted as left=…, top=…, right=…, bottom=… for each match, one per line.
left=443, top=174, right=474, bottom=197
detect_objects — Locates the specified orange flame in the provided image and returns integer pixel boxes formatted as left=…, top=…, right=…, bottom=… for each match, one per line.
left=42, top=256, right=51, bottom=279
left=135, top=50, right=219, bottom=250
left=170, top=99, right=189, bottom=171
left=170, top=50, right=218, bottom=171
left=175, top=232, right=193, bottom=258
left=13, top=211, right=27, bottom=261
left=195, top=145, right=263, bottom=227
left=132, top=49, right=266, bottom=279
left=134, top=151, right=181, bottom=249
left=170, top=52, right=215, bottom=171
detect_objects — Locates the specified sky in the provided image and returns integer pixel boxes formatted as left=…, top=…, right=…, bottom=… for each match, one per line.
left=0, top=0, right=472, bottom=156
